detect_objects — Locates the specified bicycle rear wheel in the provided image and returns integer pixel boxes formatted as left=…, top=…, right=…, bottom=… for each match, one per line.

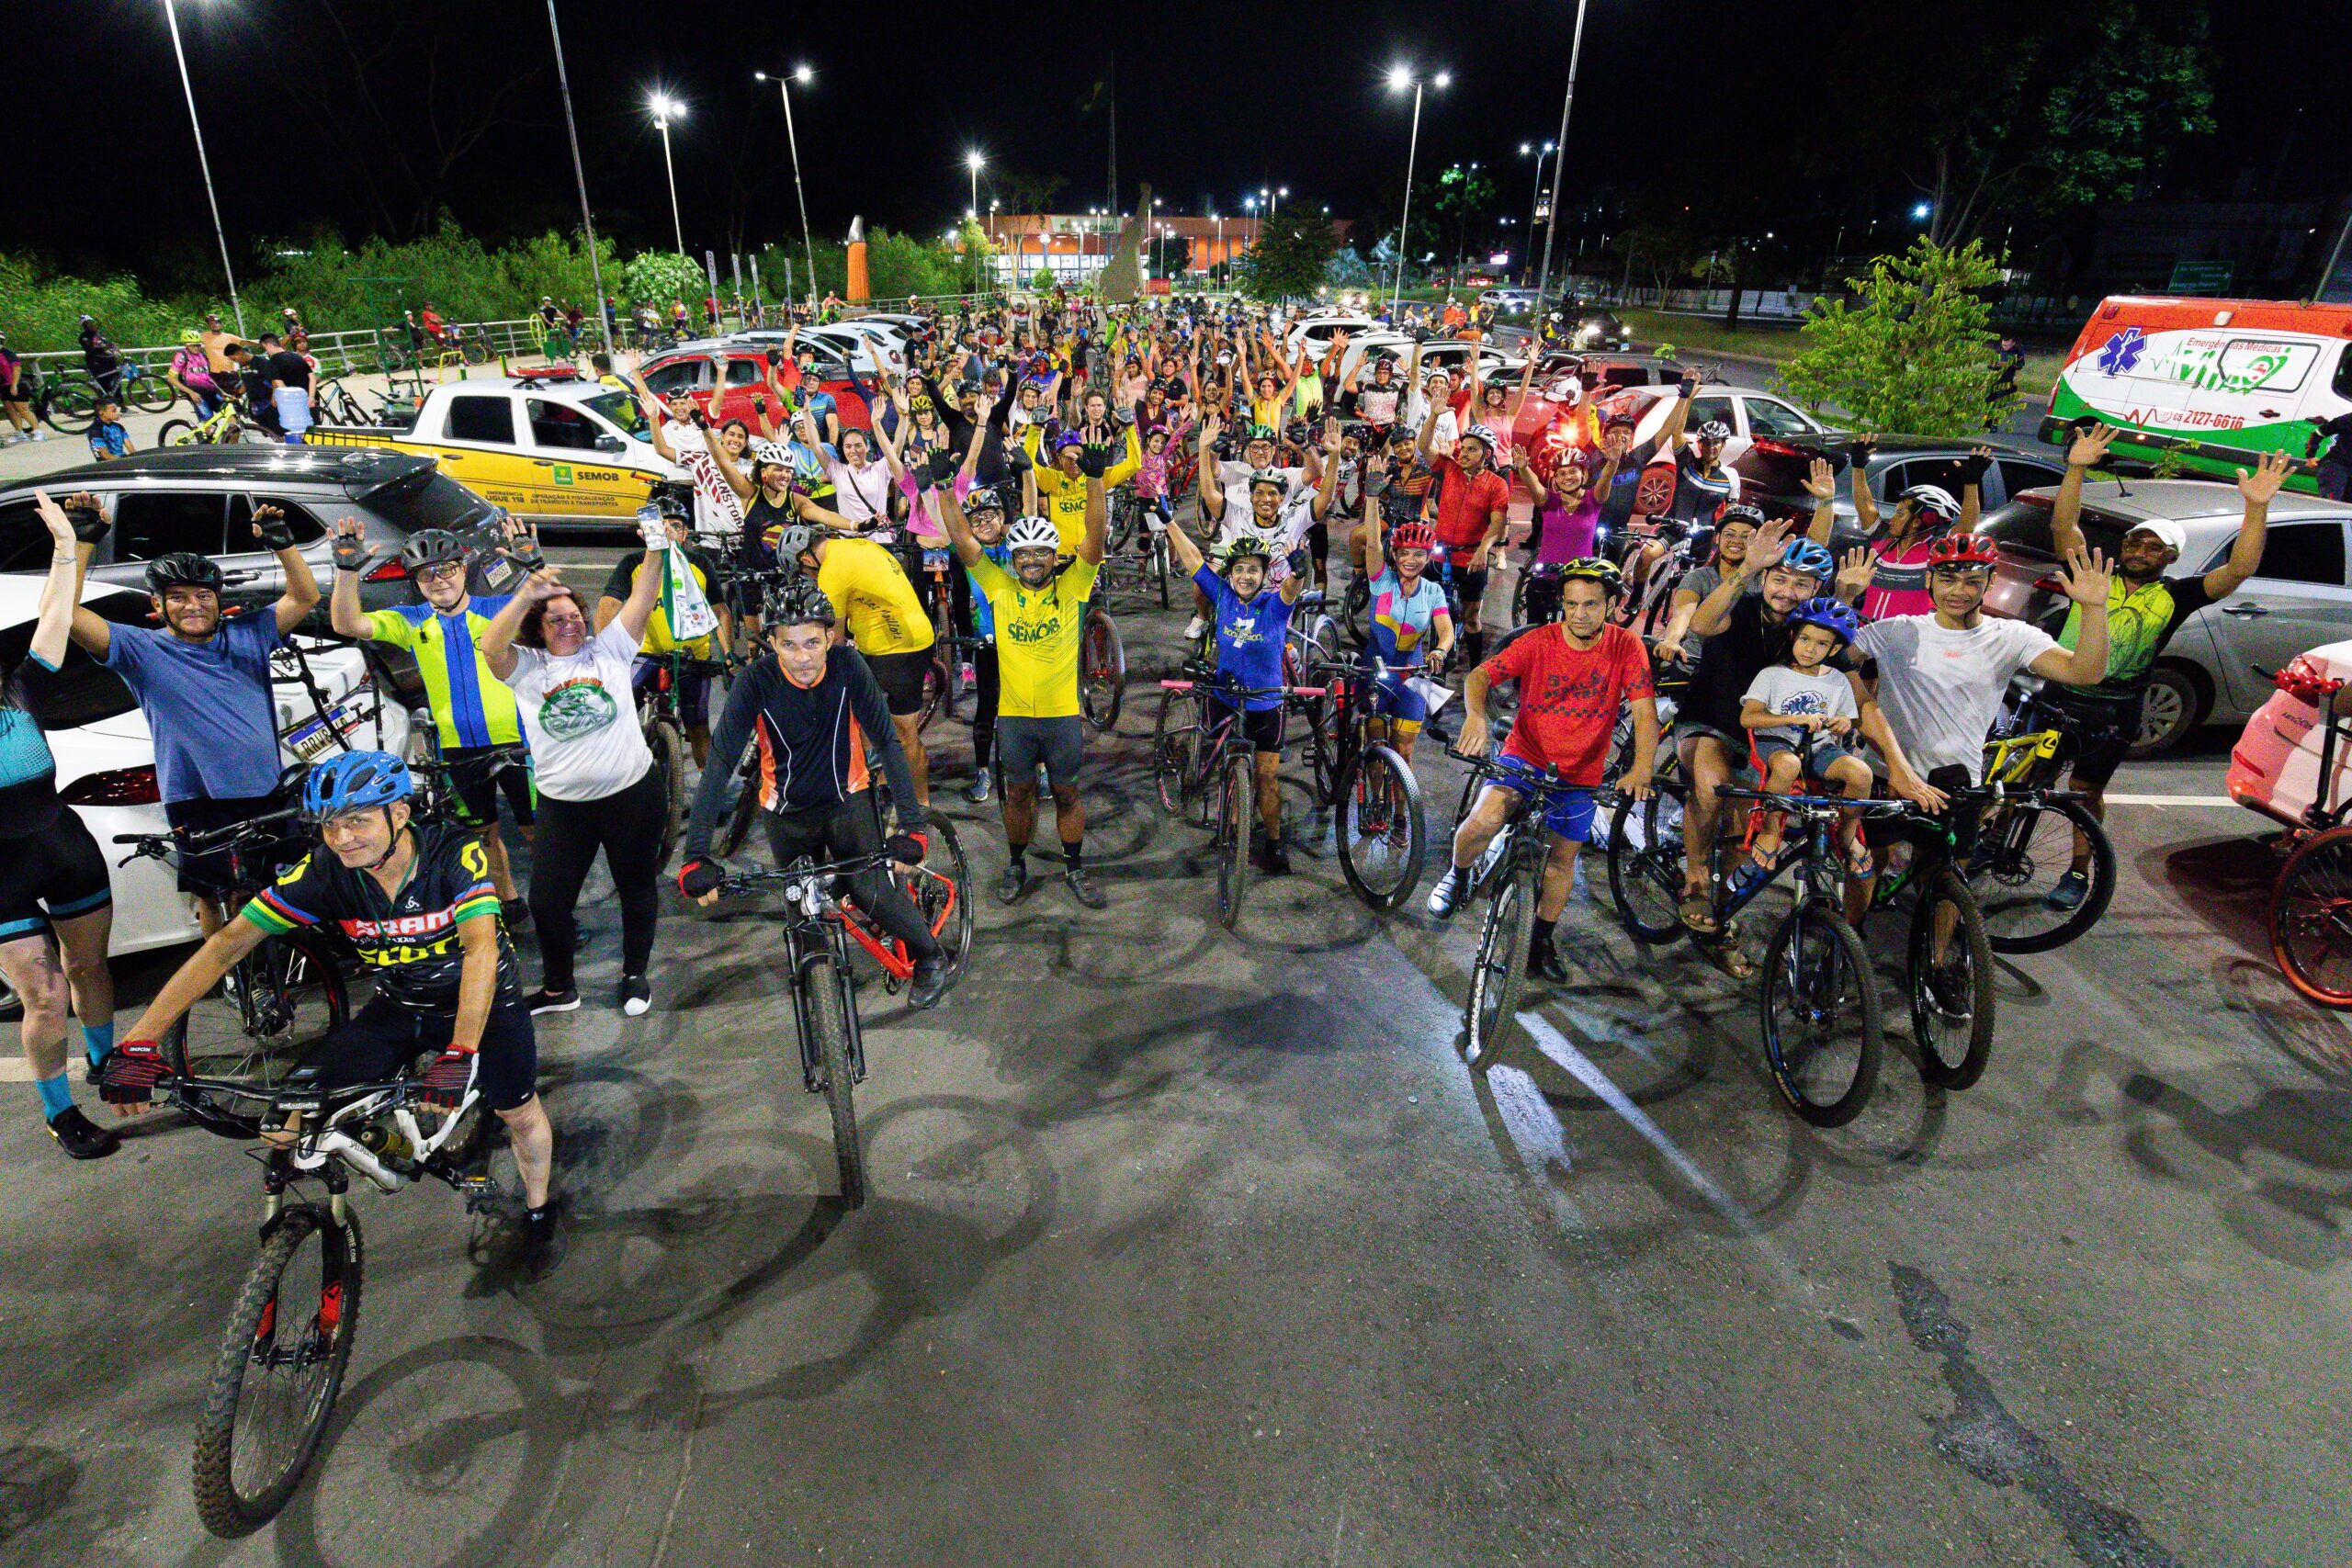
left=1909, top=867, right=1996, bottom=1089
left=1215, top=750, right=1250, bottom=930
left=645, top=717, right=686, bottom=871
left=191, top=1204, right=361, bottom=1539
left=165, top=931, right=348, bottom=1103
left=41, top=381, right=96, bottom=435
left=717, top=750, right=763, bottom=858
left=919, top=811, right=975, bottom=982
left=159, top=418, right=195, bottom=447
left=1333, top=742, right=1426, bottom=910
left=1968, top=796, right=2116, bottom=953
left=1759, top=900, right=1882, bottom=1126
left=1605, top=790, right=1689, bottom=946
left=2270, top=825, right=2352, bottom=1008
left=807, top=955, right=867, bottom=1207
left=1080, top=610, right=1125, bottom=733
left=1465, top=859, right=1534, bottom=1067
left=128, top=371, right=175, bottom=414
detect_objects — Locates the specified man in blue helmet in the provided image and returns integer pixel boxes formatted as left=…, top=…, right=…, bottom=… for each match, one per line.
left=102, top=750, right=560, bottom=1264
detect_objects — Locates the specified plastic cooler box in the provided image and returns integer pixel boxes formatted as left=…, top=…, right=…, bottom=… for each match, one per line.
left=2227, top=638, right=2352, bottom=828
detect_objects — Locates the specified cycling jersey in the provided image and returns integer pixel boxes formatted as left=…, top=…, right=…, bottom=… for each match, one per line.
left=1665, top=449, right=1739, bottom=525
left=243, top=823, right=521, bottom=1013
left=1363, top=569, right=1449, bottom=668
left=1025, top=425, right=1141, bottom=552
left=962, top=540, right=1012, bottom=639
left=1485, top=623, right=1654, bottom=784
left=1430, top=457, right=1512, bottom=550
left=368, top=596, right=524, bottom=751
left=816, top=537, right=934, bottom=657
left=969, top=556, right=1100, bottom=719
left=0, top=660, right=61, bottom=838
left=2056, top=572, right=2213, bottom=700
left=1858, top=528, right=1952, bottom=621
left=684, top=647, right=918, bottom=840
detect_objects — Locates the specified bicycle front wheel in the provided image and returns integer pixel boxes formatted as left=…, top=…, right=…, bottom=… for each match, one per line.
left=1080, top=610, right=1125, bottom=733
left=917, top=652, right=952, bottom=734
left=158, top=418, right=195, bottom=447
left=1909, top=867, right=1996, bottom=1089
left=1605, top=790, right=1688, bottom=946
left=645, top=717, right=686, bottom=871
left=1333, top=742, right=1426, bottom=911
left=191, top=1204, right=362, bottom=1539
left=806, top=956, right=867, bottom=1207
left=920, top=810, right=975, bottom=982
left=1465, top=859, right=1534, bottom=1066
left=1970, top=795, right=2116, bottom=953
left=2270, top=825, right=2352, bottom=1008
left=166, top=931, right=348, bottom=1101
left=1151, top=687, right=1195, bottom=817
left=1759, top=900, right=1882, bottom=1126
left=1215, top=750, right=1250, bottom=930
left=42, top=381, right=96, bottom=434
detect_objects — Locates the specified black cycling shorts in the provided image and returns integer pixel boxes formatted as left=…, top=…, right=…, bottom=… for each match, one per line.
left=166, top=795, right=300, bottom=897
left=1452, top=564, right=1490, bottom=617
left=443, top=746, right=537, bottom=830
left=865, top=649, right=934, bottom=718
left=303, top=994, right=539, bottom=1113
left=2044, top=691, right=2139, bottom=790
left=1208, top=698, right=1285, bottom=753
left=0, top=809, right=112, bottom=942
left=994, top=715, right=1086, bottom=789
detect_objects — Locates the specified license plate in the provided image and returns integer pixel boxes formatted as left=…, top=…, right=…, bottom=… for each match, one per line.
left=284, top=697, right=367, bottom=760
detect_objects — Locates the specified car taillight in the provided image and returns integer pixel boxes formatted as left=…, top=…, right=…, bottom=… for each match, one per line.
left=1750, top=438, right=1799, bottom=457
left=367, top=558, right=408, bottom=581
left=60, top=766, right=161, bottom=807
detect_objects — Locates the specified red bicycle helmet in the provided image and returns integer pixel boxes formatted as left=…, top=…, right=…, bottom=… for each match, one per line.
left=1388, top=523, right=1437, bottom=553
left=1925, top=532, right=2001, bottom=570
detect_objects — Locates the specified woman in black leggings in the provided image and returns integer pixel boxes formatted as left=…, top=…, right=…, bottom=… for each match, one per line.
left=481, top=530, right=670, bottom=1016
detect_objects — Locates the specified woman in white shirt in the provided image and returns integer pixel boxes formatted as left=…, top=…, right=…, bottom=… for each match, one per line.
left=481, top=525, right=666, bottom=1017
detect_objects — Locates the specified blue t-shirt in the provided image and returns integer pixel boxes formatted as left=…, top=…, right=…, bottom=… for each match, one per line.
left=87, top=421, right=130, bottom=459
left=801, top=389, right=839, bottom=432
left=1363, top=568, right=1448, bottom=669
left=1193, top=565, right=1293, bottom=712
left=103, top=610, right=285, bottom=803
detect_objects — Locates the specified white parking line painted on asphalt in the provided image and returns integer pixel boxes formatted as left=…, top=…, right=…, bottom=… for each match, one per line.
left=0, top=1059, right=33, bottom=1083
left=2101, top=795, right=2237, bottom=807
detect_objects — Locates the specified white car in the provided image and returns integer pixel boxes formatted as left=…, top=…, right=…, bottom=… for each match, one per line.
left=1283, top=314, right=1381, bottom=361
left=16, top=577, right=412, bottom=964
left=1605, top=381, right=1829, bottom=466
left=809, top=322, right=907, bottom=378
left=1344, top=336, right=1524, bottom=388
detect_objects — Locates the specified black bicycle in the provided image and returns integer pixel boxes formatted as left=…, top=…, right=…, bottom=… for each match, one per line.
left=1152, top=668, right=1323, bottom=929
left=1301, top=657, right=1429, bottom=910
left=1448, top=750, right=1594, bottom=1066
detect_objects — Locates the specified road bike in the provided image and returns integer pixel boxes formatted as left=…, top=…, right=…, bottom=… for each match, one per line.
left=140, top=1041, right=496, bottom=1537
left=704, top=812, right=972, bottom=1205
left=1300, top=656, right=1428, bottom=910
left=1152, top=670, right=1323, bottom=930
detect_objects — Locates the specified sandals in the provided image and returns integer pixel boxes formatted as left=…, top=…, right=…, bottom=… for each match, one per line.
left=1701, top=941, right=1757, bottom=980
left=1679, top=894, right=1720, bottom=936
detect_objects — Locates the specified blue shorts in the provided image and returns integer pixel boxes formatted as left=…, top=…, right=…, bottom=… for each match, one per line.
left=1367, top=663, right=1428, bottom=728
left=1755, top=734, right=1859, bottom=776
left=1492, top=755, right=1598, bottom=841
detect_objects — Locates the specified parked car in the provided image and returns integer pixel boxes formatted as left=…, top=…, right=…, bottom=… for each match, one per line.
left=1594, top=380, right=1831, bottom=468
left=1544, top=298, right=1634, bottom=352
left=0, top=448, right=458, bottom=617
left=639, top=336, right=875, bottom=435
left=1977, top=479, right=2352, bottom=754
left=1283, top=314, right=1382, bottom=362
left=0, top=576, right=412, bottom=974
left=1733, top=434, right=2070, bottom=542
left=2227, top=638, right=2352, bottom=829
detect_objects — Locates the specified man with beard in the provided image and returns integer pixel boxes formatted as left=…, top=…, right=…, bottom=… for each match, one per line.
left=2039, top=425, right=2288, bottom=908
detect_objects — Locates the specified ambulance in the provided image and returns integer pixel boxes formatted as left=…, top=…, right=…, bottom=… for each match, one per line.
left=2041, top=297, right=2352, bottom=492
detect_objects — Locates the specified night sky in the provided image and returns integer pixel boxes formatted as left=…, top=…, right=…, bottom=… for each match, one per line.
left=5, top=0, right=2336, bottom=284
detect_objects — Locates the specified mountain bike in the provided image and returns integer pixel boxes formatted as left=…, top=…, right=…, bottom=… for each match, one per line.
left=1153, top=671, right=1323, bottom=929
left=141, top=1043, right=496, bottom=1537
left=1447, top=750, right=1595, bottom=1066
left=911, top=546, right=967, bottom=730
left=1301, top=657, right=1427, bottom=910
left=1079, top=600, right=1125, bottom=733
left=1964, top=696, right=2118, bottom=953
left=158, top=395, right=272, bottom=448
left=311, top=378, right=371, bottom=427
left=705, top=813, right=972, bottom=1206
left=1098, top=490, right=1171, bottom=608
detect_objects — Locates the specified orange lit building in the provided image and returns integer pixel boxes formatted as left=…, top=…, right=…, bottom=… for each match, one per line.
left=970, top=212, right=1350, bottom=286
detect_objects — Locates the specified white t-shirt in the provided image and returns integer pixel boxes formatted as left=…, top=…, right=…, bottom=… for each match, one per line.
left=503, top=620, right=655, bottom=802
left=1852, top=614, right=2061, bottom=783
left=1742, top=663, right=1860, bottom=751
left=662, top=420, right=746, bottom=547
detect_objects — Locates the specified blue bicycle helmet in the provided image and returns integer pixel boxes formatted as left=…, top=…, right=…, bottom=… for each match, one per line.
left=1774, top=538, right=1836, bottom=580
left=1786, top=595, right=1860, bottom=646
left=302, top=750, right=413, bottom=820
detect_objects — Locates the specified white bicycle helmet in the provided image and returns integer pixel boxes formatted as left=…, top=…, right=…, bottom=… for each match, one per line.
left=1005, top=515, right=1059, bottom=552
left=752, top=438, right=793, bottom=469
left=1460, top=423, right=1501, bottom=452
left=1897, top=483, right=1962, bottom=522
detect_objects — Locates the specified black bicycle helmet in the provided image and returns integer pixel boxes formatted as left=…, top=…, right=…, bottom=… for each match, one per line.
left=145, top=552, right=224, bottom=593
left=399, top=530, right=467, bottom=572
left=651, top=491, right=693, bottom=523
left=764, top=576, right=837, bottom=628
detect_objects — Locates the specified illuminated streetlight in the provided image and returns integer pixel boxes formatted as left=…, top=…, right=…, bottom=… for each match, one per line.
left=755, top=67, right=820, bottom=306
left=1385, top=65, right=1450, bottom=309
left=648, top=94, right=686, bottom=254
left=1521, top=139, right=1556, bottom=287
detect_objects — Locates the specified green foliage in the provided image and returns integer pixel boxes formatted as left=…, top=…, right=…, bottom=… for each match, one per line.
left=2150, top=448, right=2189, bottom=479
left=1780, top=238, right=2015, bottom=437
left=1033, top=267, right=1057, bottom=291
left=0, top=252, right=211, bottom=354
left=1236, top=212, right=1344, bottom=302
left=623, top=251, right=707, bottom=311
left=1322, top=246, right=1372, bottom=289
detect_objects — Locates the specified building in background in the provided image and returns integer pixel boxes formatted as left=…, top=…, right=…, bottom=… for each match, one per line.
left=972, top=213, right=1351, bottom=288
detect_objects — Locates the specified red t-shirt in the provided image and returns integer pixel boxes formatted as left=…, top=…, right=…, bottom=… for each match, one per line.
left=1484, top=623, right=1654, bottom=784
left=1431, top=457, right=1513, bottom=549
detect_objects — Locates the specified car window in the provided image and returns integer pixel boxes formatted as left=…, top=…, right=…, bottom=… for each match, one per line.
left=445, top=395, right=517, bottom=445
left=3, top=594, right=149, bottom=730
left=1690, top=396, right=1735, bottom=431
left=1998, top=458, right=2064, bottom=499
left=355, top=468, right=491, bottom=535
left=1743, top=399, right=1815, bottom=438
left=113, top=492, right=227, bottom=561
left=526, top=398, right=600, bottom=450
left=723, top=358, right=765, bottom=388
left=226, top=496, right=326, bottom=546
left=582, top=389, right=650, bottom=440
left=0, top=500, right=53, bottom=573
left=2335, top=344, right=2352, bottom=402
left=639, top=357, right=707, bottom=398
left=2255, top=522, right=2346, bottom=588
left=1889, top=455, right=1973, bottom=497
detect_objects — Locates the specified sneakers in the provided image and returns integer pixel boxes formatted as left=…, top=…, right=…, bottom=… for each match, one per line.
left=1182, top=615, right=1206, bottom=641
left=909, top=953, right=948, bottom=1010
left=619, top=975, right=651, bottom=1016
left=963, top=769, right=994, bottom=806
left=1528, top=940, right=1569, bottom=985
left=1259, top=837, right=1293, bottom=876
left=1062, top=863, right=1108, bottom=909
left=524, top=986, right=581, bottom=1015
left=994, top=860, right=1029, bottom=905
left=2043, top=869, right=2089, bottom=911
left=501, top=897, right=532, bottom=931
left=1427, top=864, right=1464, bottom=919
left=46, top=1106, right=119, bottom=1160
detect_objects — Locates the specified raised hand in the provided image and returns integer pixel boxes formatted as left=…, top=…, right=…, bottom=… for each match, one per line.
left=31, top=491, right=77, bottom=551
left=2239, top=447, right=2292, bottom=507
left=1803, top=456, right=1838, bottom=502
left=328, top=513, right=376, bottom=571
left=1747, top=514, right=1794, bottom=570
left=2060, top=544, right=2111, bottom=605
left=1836, top=546, right=1874, bottom=600
left=251, top=502, right=298, bottom=550
left=2067, top=422, right=2119, bottom=469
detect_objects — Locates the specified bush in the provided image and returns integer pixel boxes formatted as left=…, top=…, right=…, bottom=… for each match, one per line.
left=1780, top=238, right=2016, bottom=437
left=1033, top=268, right=1057, bottom=292
left=0, top=252, right=216, bottom=353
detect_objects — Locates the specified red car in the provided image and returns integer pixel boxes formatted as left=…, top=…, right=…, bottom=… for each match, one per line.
left=636, top=336, right=874, bottom=435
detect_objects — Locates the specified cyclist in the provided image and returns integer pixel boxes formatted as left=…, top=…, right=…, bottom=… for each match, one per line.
left=1819, top=442, right=1989, bottom=620
left=1602, top=375, right=1698, bottom=544
left=1352, top=503, right=1454, bottom=763
left=634, top=374, right=749, bottom=551
left=774, top=520, right=937, bottom=807
left=1736, top=596, right=1875, bottom=887
left=596, top=497, right=734, bottom=769
left=65, top=502, right=322, bottom=936
left=1022, top=420, right=1141, bottom=554
left=1429, top=558, right=1658, bottom=984
left=1520, top=442, right=1624, bottom=622
left=166, top=329, right=225, bottom=422
left=327, top=519, right=534, bottom=922
left=952, top=482, right=1014, bottom=807
left=0, top=331, right=38, bottom=446
left=1842, top=532, right=2115, bottom=928
left=1651, top=502, right=1764, bottom=666
left=2038, top=429, right=2288, bottom=908
left=676, top=579, right=948, bottom=1009
left=1167, top=480, right=1321, bottom=876
left=936, top=446, right=1110, bottom=908
left=1418, top=405, right=1512, bottom=670
left=102, top=750, right=562, bottom=1265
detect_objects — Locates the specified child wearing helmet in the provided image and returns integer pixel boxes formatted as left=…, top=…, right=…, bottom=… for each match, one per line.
left=1736, top=597, right=1874, bottom=886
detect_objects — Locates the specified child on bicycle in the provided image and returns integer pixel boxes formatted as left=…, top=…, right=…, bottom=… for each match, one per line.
left=1134, top=425, right=1176, bottom=551
left=1736, top=596, right=1873, bottom=888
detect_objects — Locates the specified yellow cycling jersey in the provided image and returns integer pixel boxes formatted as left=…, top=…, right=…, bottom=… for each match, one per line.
left=1023, top=424, right=1139, bottom=552
left=970, top=555, right=1100, bottom=719
left=816, top=537, right=935, bottom=657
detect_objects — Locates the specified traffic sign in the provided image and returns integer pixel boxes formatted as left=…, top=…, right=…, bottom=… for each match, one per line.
left=2168, top=261, right=2233, bottom=297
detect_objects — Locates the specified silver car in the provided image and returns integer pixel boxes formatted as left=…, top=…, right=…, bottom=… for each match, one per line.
left=1977, top=479, right=2352, bottom=755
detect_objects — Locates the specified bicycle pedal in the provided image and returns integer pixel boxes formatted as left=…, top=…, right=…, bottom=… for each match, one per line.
left=454, top=1176, right=502, bottom=1215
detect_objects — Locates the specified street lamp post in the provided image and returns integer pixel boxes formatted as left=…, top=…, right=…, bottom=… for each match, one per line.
left=160, top=0, right=245, bottom=335
left=966, top=152, right=986, bottom=297
left=1385, top=66, right=1449, bottom=312
left=1244, top=195, right=1259, bottom=251
left=1521, top=140, right=1555, bottom=288
left=754, top=67, right=820, bottom=307
left=649, top=95, right=686, bottom=255
left=545, top=1, right=611, bottom=353
left=1533, top=0, right=1591, bottom=307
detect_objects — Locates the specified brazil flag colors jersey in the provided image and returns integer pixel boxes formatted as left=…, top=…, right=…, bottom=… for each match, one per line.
left=368, top=596, right=523, bottom=750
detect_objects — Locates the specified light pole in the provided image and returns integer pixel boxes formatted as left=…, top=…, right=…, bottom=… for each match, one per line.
left=1244, top=195, right=1259, bottom=251
left=965, top=152, right=986, bottom=297
left=1385, top=65, right=1449, bottom=312
left=1533, top=0, right=1591, bottom=306
left=649, top=95, right=686, bottom=255
left=1521, top=140, right=1555, bottom=287
left=754, top=67, right=819, bottom=306
left=545, top=2, right=612, bottom=353
left=1211, top=212, right=1223, bottom=282
left=161, top=0, right=244, bottom=335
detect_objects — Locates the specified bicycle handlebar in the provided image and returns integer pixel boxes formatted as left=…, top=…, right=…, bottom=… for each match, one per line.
left=113, top=805, right=305, bottom=863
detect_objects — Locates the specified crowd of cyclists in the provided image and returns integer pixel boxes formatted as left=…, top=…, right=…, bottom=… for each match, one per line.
left=3, top=283, right=2302, bottom=1270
